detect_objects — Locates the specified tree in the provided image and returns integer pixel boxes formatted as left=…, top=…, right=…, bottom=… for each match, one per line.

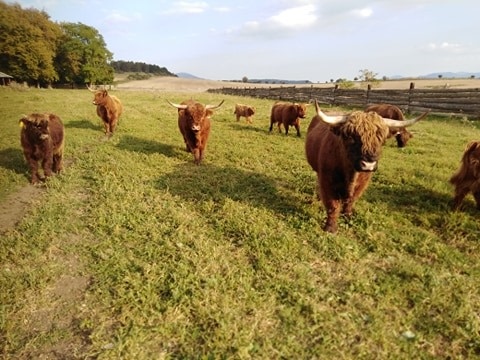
left=57, top=22, right=114, bottom=85
left=358, top=69, right=380, bottom=87
left=242, top=76, right=248, bottom=83
left=0, top=2, right=61, bottom=86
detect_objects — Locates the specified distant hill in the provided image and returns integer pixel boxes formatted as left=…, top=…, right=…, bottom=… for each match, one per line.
left=176, top=72, right=203, bottom=79
left=420, top=72, right=479, bottom=79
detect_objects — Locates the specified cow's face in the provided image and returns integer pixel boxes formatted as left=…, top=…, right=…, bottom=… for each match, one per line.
left=295, top=104, right=308, bottom=119
left=20, top=115, right=50, bottom=141
left=247, top=107, right=256, bottom=116
left=185, top=103, right=210, bottom=132
left=92, top=90, right=108, bottom=106
left=333, top=112, right=389, bottom=172
left=395, top=130, right=413, bottom=148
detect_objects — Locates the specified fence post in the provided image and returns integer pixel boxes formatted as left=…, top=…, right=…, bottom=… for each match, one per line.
left=366, top=84, right=372, bottom=105
left=407, top=82, right=415, bottom=113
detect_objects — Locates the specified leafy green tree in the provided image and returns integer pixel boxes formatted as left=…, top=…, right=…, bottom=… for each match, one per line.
left=0, top=2, right=61, bottom=86
left=358, top=69, right=380, bottom=87
left=57, top=22, right=114, bottom=85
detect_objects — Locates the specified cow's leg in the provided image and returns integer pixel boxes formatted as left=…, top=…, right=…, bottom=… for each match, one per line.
left=285, top=124, right=289, bottom=135
left=295, top=124, right=301, bottom=137
left=343, top=173, right=371, bottom=217
left=452, top=186, right=469, bottom=210
left=42, top=155, right=53, bottom=179
left=323, top=200, right=340, bottom=233
left=26, top=155, right=41, bottom=184
left=110, top=118, right=118, bottom=135
left=277, top=122, right=282, bottom=133
left=53, top=153, right=63, bottom=173
left=269, top=120, right=274, bottom=133
left=472, top=189, right=480, bottom=209
left=192, top=148, right=201, bottom=165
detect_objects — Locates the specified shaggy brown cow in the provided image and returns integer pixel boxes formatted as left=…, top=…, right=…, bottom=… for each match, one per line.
left=269, top=102, right=308, bottom=137
left=234, top=104, right=256, bottom=123
left=167, top=99, right=224, bottom=165
left=19, top=113, right=64, bottom=184
left=306, top=101, right=428, bottom=233
left=365, top=103, right=413, bottom=148
left=88, top=86, right=123, bottom=137
left=450, top=140, right=480, bottom=210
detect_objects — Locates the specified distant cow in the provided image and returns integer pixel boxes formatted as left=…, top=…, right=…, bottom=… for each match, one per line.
left=88, top=86, right=123, bottom=137
left=167, top=99, right=224, bottom=164
left=269, top=102, right=308, bottom=137
left=305, top=100, right=428, bottom=233
left=450, top=140, right=480, bottom=210
left=19, top=113, right=64, bottom=184
left=234, top=104, right=256, bottom=123
left=365, top=104, right=413, bottom=148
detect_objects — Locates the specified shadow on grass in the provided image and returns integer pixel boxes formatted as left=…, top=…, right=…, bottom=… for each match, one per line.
left=0, top=148, right=26, bottom=175
left=117, top=134, right=179, bottom=157
left=65, top=119, right=99, bottom=131
left=155, top=162, right=306, bottom=217
left=227, top=122, right=270, bottom=135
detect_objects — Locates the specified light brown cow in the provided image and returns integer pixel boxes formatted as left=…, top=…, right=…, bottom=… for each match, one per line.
left=88, top=86, right=123, bottom=137
left=269, top=102, right=308, bottom=137
left=306, top=100, right=428, bottom=233
left=365, top=103, right=413, bottom=148
left=19, top=113, right=64, bottom=184
left=450, top=140, right=480, bottom=210
left=167, top=99, right=224, bottom=165
left=234, top=104, right=256, bottom=123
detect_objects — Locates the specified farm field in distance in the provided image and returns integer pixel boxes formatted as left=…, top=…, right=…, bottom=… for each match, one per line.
left=0, top=80, right=479, bottom=359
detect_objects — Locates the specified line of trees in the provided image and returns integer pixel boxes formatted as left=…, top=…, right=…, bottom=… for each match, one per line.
left=0, top=1, right=174, bottom=87
left=110, top=60, right=174, bottom=76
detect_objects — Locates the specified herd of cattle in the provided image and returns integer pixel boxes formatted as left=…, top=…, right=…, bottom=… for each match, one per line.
left=18, top=88, right=480, bottom=233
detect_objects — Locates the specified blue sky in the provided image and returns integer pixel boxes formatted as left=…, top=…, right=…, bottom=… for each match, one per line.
left=10, top=0, right=479, bottom=82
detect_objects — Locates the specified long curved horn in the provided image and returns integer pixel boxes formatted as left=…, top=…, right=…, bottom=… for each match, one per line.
left=166, top=100, right=187, bottom=110
left=205, top=99, right=225, bottom=110
left=86, top=84, right=96, bottom=92
left=314, top=99, right=348, bottom=125
left=382, top=110, right=430, bottom=128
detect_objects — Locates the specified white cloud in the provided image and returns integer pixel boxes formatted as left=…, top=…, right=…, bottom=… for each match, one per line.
left=427, top=42, right=463, bottom=52
left=350, top=7, right=373, bottom=18
left=270, top=5, right=317, bottom=28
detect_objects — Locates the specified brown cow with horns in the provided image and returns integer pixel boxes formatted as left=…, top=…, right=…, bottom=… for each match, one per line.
left=269, top=102, right=308, bottom=137
left=305, top=100, right=429, bottom=233
left=167, top=99, right=224, bottom=164
left=88, top=86, right=123, bottom=137
left=19, top=113, right=65, bottom=184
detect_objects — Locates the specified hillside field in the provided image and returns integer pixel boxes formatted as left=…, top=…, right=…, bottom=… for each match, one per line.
left=0, top=84, right=480, bottom=359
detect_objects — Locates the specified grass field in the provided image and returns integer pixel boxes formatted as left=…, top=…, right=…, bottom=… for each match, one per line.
left=1, top=85, right=480, bottom=359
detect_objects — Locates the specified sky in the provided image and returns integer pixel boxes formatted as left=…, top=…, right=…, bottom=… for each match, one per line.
left=9, top=0, right=480, bottom=82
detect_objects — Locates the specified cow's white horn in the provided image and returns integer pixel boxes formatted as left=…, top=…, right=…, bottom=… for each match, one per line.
left=383, top=110, right=430, bottom=128
left=314, top=100, right=348, bottom=124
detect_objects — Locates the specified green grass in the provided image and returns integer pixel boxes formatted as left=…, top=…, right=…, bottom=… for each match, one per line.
left=1, top=87, right=480, bottom=359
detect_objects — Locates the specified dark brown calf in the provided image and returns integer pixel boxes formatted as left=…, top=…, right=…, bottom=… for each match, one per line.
left=19, top=113, right=64, bottom=184
left=269, top=102, right=308, bottom=137
left=450, top=140, right=480, bottom=210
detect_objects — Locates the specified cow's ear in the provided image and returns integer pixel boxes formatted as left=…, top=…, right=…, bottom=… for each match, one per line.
left=206, top=109, right=214, bottom=117
left=102, top=90, right=108, bottom=96
left=19, top=115, right=29, bottom=128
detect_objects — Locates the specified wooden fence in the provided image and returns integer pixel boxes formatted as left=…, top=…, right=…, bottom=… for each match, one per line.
left=208, top=82, right=480, bottom=117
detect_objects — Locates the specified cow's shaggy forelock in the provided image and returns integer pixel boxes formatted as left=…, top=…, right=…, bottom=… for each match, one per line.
left=340, top=111, right=389, bottom=154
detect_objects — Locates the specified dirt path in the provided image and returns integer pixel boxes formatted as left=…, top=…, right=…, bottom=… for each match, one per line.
left=0, top=184, right=43, bottom=233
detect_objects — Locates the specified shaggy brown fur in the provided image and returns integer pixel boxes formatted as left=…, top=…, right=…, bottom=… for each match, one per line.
left=305, top=109, right=391, bottom=233
left=365, top=103, right=413, bottom=148
left=168, top=99, right=224, bottom=165
left=450, top=140, right=480, bottom=210
left=19, top=113, right=64, bottom=184
left=269, top=102, right=308, bottom=137
left=234, top=104, right=255, bottom=123
left=91, top=89, right=123, bottom=137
